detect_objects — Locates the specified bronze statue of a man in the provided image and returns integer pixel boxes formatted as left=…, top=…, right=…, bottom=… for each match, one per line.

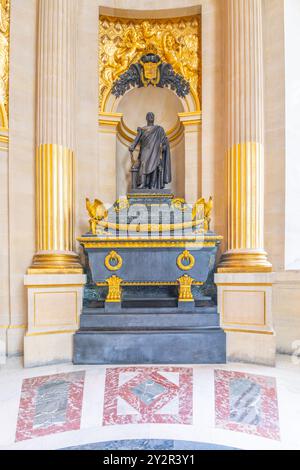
left=129, top=112, right=171, bottom=190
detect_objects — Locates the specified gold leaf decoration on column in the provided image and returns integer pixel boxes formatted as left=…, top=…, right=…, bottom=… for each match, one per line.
left=99, top=15, right=201, bottom=112
left=0, top=0, right=9, bottom=128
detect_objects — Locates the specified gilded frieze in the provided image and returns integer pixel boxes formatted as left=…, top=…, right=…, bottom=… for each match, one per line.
left=99, top=15, right=201, bottom=112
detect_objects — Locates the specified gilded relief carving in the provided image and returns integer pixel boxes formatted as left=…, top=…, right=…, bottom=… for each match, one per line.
left=99, top=15, right=201, bottom=112
left=0, top=0, right=9, bottom=127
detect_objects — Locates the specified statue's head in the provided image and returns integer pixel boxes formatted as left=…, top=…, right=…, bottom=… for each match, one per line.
left=146, top=112, right=155, bottom=125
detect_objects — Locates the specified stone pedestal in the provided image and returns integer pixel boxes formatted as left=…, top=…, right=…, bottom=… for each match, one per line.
left=24, top=274, right=86, bottom=367
left=215, top=272, right=275, bottom=365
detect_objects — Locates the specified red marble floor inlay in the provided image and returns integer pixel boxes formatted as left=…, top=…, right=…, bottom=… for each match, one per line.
left=15, top=371, right=85, bottom=442
left=215, top=369, right=280, bottom=440
left=103, top=366, right=193, bottom=426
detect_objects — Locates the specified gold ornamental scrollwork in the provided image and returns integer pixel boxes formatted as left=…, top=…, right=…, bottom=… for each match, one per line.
left=171, top=198, right=188, bottom=212
left=105, top=250, right=123, bottom=271
left=177, top=250, right=195, bottom=271
left=0, top=0, right=10, bottom=128
left=99, top=15, right=201, bottom=112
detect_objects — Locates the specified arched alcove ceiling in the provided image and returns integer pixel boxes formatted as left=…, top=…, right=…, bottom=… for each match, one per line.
left=99, top=10, right=202, bottom=119
left=116, top=86, right=184, bottom=144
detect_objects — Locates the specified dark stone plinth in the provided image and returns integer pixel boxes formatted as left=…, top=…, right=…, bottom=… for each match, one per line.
left=178, top=300, right=195, bottom=310
left=104, top=301, right=121, bottom=312
left=73, top=303, right=226, bottom=365
left=79, top=306, right=220, bottom=329
left=122, top=297, right=177, bottom=309
left=127, top=189, right=172, bottom=195
left=73, top=328, right=226, bottom=365
left=127, top=191, right=174, bottom=206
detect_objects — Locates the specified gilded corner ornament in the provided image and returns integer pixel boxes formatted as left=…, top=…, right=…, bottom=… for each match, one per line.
left=0, top=0, right=10, bottom=128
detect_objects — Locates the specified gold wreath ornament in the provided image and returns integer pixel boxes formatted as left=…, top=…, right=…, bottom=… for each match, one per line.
left=104, top=250, right=123, bottom=271
left=177, top=250, right=195, bottom=271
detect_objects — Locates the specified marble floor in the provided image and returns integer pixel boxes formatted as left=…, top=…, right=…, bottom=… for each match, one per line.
left=0, top=355, right=300, bottom=450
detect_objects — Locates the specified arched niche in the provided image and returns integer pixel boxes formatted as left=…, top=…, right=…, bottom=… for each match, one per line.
left=98, top=26, right=202, bottom=202
left=115, top=86, right=185, bottom=196
left=98, top=81, right=201, bottom=202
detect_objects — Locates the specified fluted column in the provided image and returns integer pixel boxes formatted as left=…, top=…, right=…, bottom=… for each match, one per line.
left=218, top=0, right=271, bottom=272
left=29, top=0, right=82, bottom=273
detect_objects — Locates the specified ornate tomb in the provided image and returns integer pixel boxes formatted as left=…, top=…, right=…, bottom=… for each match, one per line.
left=74, top=111, right=226, bottom=364
left=74, top=191, right=226, bottom=364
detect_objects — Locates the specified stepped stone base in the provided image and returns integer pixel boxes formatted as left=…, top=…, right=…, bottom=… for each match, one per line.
left=74, top=328, right=226, bottom=365
left=73, top=305, right=226, bottom=365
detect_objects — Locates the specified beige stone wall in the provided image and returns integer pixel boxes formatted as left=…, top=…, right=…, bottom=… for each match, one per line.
left=273, top=272, right=300, bottom=356
left=0, top=134, right=9, bottom=356
left=263, top=0, right=286, bottom=272
left=5, top=0, right=37, bottom=355
left=201, top=0, right=225, bottom=249
left=263, top=1, right=300, bottom=355
left=76, top=0, right=100, bottom=240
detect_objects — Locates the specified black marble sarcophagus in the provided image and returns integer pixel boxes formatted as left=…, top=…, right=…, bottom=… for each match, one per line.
left=74, top=192, right=226, bottom=364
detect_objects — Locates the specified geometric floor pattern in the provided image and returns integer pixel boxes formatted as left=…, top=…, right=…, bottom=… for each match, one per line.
left=3, top=355, right=300, bottom=449
left=103, top=367, right=193, bottom=426
left=15, top=371, right=85, bottom=442
left=215, top=370, right=280, bottom=440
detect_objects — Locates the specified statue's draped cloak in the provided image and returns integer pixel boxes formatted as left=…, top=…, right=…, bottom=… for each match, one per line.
left=137, top=125, right=171, bottom=187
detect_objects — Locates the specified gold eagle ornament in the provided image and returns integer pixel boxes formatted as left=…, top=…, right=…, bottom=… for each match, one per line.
left=192, top=196, right=213, bottom=232
left=86, top=198, right=108, bottom=235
